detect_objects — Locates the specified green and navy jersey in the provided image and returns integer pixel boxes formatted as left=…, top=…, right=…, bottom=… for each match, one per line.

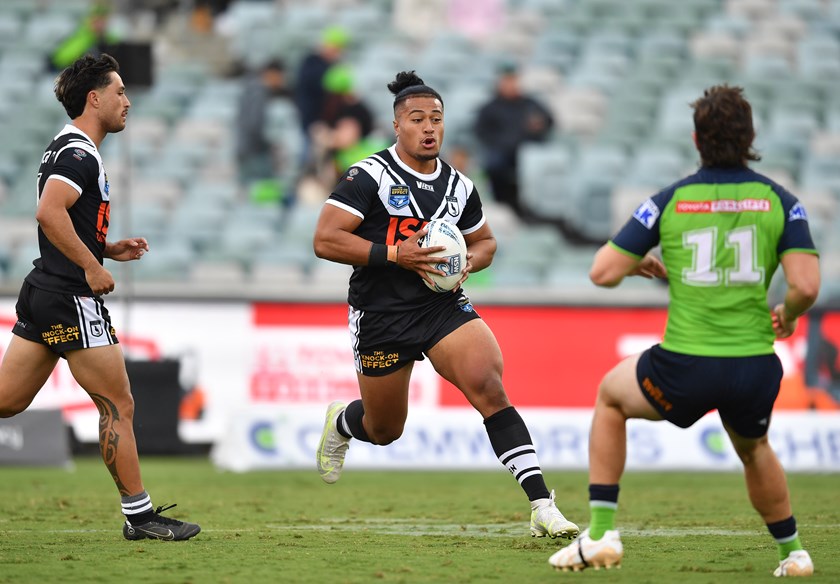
left=611, top=166, right=818, bottom=357
left=327, top=145, right=485, bottom=312
left=26, top=125, right=111, bottom=296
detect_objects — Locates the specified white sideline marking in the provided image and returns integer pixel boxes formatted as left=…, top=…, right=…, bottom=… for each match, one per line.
left=265, top=520, right=762, bottom=538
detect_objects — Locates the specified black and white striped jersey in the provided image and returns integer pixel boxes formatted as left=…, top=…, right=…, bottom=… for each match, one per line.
left=26, top=124, right=111, bottom=295
left=327, top=145, right=486, bottom=312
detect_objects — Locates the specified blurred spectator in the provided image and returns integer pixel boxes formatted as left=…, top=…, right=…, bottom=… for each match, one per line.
left=310, top=64, right=387, bottom=190
left=236, top=59, right=290, bottom=196
left=294, top=25, right=350, bottom=169
left=473, top=63, right=555, bottom=217
left=51, top=2, right=120, bottom=71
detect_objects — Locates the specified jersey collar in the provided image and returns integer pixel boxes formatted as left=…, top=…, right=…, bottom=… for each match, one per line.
left=56, top=123, right=97, bottom=149
left=388, top=144, right=442, bottom=181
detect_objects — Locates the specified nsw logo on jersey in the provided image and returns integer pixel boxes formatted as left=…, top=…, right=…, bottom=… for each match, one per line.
left=788, top=202, right=808, bottom=222
left=388, top=185, right=410, bottom=209
left=633, top=198, right=660, bottom=229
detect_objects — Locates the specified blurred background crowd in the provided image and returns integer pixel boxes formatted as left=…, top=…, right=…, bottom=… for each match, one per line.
left=0, top=0, right=839, bottom=306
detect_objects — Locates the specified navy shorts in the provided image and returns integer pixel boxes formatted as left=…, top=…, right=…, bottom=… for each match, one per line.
left=12, top=280, right=118, bottom=358
left=636, top=344, right=782, bottom=438
left=349, top=293, right=481, bottom=376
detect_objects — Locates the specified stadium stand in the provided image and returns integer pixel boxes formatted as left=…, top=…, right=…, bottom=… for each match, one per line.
left=0, top=0, right=837, bottom=307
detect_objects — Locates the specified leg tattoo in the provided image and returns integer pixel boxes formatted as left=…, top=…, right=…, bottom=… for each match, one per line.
left=90, top=393, right=129, bottom=496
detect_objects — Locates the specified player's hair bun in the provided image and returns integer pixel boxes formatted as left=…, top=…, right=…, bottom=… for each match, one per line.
left=388, top=70, right=443, bottom=108
left=387, top=70, right=425, bottom=95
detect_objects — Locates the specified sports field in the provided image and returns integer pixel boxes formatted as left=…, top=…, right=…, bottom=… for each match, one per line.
left=0, top=457, right=837, bottom=583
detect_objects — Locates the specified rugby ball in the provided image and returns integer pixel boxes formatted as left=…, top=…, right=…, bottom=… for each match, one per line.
left=419, top=219, right=467, bottom=292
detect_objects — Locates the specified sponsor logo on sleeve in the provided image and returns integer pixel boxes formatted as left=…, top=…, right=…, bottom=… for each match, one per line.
left=388, top=185, right=410, bottom=209
left=72, top=148, right=87, bottom=161
left=345, top=167, right=359, bottom=182
left=788, top=202, right=808, bottom=222
left=633, top=198, right=660, bottom=229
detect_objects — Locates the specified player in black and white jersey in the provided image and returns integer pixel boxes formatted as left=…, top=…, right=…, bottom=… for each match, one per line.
left=0, top=54, right=199, bottom=541
left=314, top=71, right=579, bottom=540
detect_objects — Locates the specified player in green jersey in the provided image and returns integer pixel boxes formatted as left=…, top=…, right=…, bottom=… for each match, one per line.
left=548, top=85, right=820, bottom=577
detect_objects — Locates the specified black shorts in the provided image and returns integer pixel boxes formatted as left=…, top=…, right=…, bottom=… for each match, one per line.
left=349, top=293, right=481, bottom=376
left=12, top=281, right=118, bottom=358
left=636, top=344, right=782, bottom=438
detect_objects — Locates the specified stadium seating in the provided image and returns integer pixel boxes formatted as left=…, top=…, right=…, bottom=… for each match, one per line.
left=0, top=0, right=838, bottom=306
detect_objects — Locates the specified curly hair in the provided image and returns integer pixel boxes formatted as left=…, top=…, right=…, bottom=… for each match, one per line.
left=54, top=53, right=120, bottom=119
left=691, top=85, right=760, bottom=168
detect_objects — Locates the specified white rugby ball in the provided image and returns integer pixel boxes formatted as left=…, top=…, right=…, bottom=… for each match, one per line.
left=419, top=219, right=467, bottom=292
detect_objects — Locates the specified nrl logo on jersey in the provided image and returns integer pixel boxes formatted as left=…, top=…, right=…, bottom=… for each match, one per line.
left=445, top=194, right=459, bottom=216
left=632, top=198, right=659, bottom=229
left=788, top=202, right=808, bottom=222
left=89, top=320, right=104, bottom=337
left=388, top=185, right=410, bottom=209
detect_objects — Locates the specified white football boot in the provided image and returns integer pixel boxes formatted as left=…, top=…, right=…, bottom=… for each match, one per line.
left=548, top=528, right=623, bottom=571
left=316, top=401, right=350, bottom=484
left=530, top=490, right=580, bottom=540
left=774, top=550, right=814, bottom=577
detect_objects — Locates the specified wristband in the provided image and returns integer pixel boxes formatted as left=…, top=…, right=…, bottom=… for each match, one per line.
left=369, top=243, right=388, bottom=266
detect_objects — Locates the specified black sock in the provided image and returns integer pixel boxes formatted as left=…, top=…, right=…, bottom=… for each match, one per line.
left=589, top=484, right=620, bottom=504
left=342, top=399, right=372, bottom=443
left=335, top=411, right=352, bottom=438
left=484, top=406, right=550, bottom=501
left=767, top=516, right=797, bottom=540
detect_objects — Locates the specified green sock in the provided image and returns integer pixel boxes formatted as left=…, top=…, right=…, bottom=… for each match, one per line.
left=778, top=536, right=804, bottom=561
left=589, top=502, right=617, bottom=540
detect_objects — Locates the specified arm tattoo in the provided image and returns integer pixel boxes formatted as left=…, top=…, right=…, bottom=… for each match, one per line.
left=90, top=393, right=130, bottom=496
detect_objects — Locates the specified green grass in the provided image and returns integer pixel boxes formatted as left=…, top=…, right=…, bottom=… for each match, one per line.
left=0, top=457, right=837, bottom=583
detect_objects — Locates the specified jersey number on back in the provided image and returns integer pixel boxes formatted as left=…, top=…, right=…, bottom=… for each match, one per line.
left=682, top=225, right=765, bottom=286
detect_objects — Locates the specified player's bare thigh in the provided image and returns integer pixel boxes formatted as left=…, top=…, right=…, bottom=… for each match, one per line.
left=427, top=318, right=509, bottom=417
left=65, top=344, right=132, bottom=405
left=722, top=420, right=769, bottom=461
left=356, top=361, right=414, bottom=443
left=598, top=352, right=662, bottom=420
left=0, top=335, right=60, bottom=416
